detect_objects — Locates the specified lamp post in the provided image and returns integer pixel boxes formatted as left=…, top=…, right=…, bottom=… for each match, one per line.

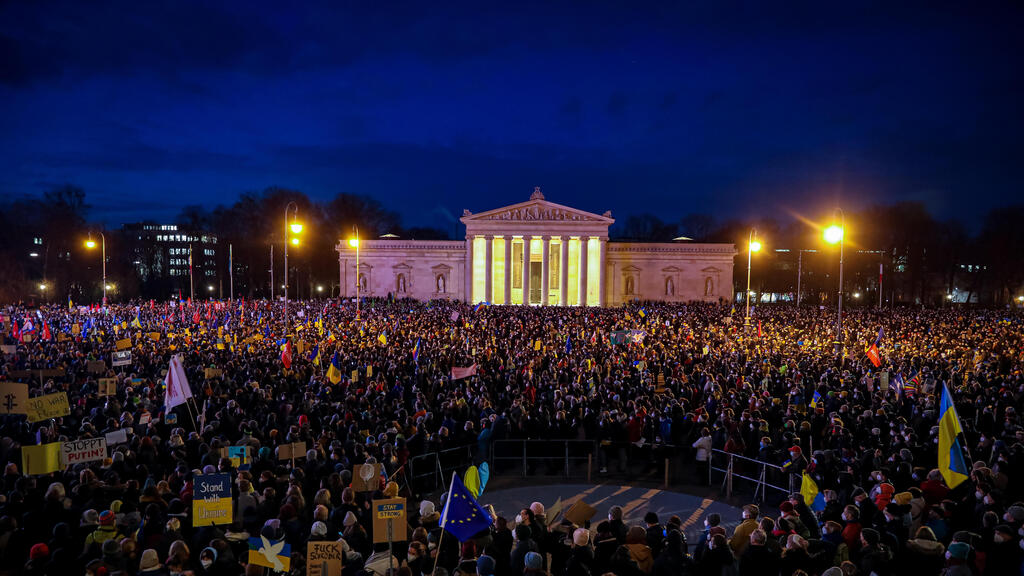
left=85, top=232, right=107, bottom=305
left=745, top=229, right=761, bottom=328
left=349, top=227, right=360, bottom=322
left=283, top=202, right=302, bottom=336
left=795, top=249, right=817, bottom=308
left=824, top=209, right=845, bottom=355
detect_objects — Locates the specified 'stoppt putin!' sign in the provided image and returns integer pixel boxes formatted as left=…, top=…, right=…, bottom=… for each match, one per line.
left=193, top=473, right=233, bottom=527
left=61, top=437, right=107, bottom=467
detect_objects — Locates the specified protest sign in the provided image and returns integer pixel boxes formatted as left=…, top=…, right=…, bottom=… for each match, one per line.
left=115, top=338, right=132, bottom=350
left=0, top=381, right=29, bottom=415
left=0, top=345, right=16, bottom=355
left=563, top=500, right=597, bottom=526
left=249, top=537, right=291, bottom=571
left=26, top=392, right=71, bottom=422
left=22, top=442, right=61, bottom=475
left=87, top=360, right=106, bottom=374
left=372, top=498, right=407, bottom=543
left=61, top=437, right=107, bottom=467
left=193, top=473, right=233, bottom=526
left=105, top=429, right=128, bottom=446
left=112, top=350, right=132, bottom=366
left=220, top=445, right=251, bottom=468
left=204, top=367, right=224, bottom=379
left=98, top=378, right=117, bottom=396
left=352, top=462, right=382, bottom=492
left=148, top=332, right=161, bottom=342
left=307, top=541, right=343, bottom=576
left=277, top=442, right=307, bottom=461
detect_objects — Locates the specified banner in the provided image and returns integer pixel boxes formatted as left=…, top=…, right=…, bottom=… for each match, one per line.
left=372, top=498, right=407, bottom=543
left=307, top=541, right=343, bottom=576
left=193, top=473, right=233, bottom=527
left=27, top=392, right=71, bottom=422
left=61, top=437, right=107, bottom=467
left=164, top=354, right=193, bottom=409
left=450, top=364, right=478, bottom=381
left=148, top=332, right=162, bottom=342
left=98, top=378, right=117, bottom=396
left=0, top=381, right=29, bottom=415
left=22, top=442, right=61, bottom=475
left=112, top=350, right=132, bottom=366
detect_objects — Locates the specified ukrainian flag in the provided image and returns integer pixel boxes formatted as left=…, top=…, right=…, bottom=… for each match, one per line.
left=810, top=390, right=822, bottom=409
left=800, top=472, right=826, bottom=511
left=131, top=309, right=142, bottom=328
left=939, top=383, right=970, bottom=488
left=638, top=307, right=647, bottom=319
left=309, top=343, right=320, bottom=366
left=412, top=338, right=420, bottom=363
left=327, top=351, right=342, bottom=384
left=378, top=332, right=387, bottom=345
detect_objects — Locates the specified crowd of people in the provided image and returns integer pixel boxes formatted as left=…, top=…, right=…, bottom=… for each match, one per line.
left=0, top=296, right=1022, bottom=576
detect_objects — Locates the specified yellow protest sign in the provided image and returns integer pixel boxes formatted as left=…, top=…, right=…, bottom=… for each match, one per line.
left=372, top=498, right=407, bottom=543
left=367, top=365, right=373, bottom=378
left=115, top=338, right=132, bottom=350
left=0, top=382, right=29, bottom=415
left=351, top=370, right=359, bottom=383
left=26, top=392, right=71, bottom=422
left=534, top=340, right=542, bottom=351
left=148, top=332, right=161, bottom=342
left=21, top=442, right=62, bottom=475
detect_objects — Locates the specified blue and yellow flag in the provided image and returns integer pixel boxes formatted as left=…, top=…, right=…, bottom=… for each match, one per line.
left=638, top=307, right=647, bottom=319
left=377, top=331, right=387, bottom=345
left=131, top=309, right=142, bottom=328
left=800, top=472, right=826, bottom=511
left=939, top=383, right=970, bottom=488
left=309, top=343, right=320, bottom=366
left=326, top=351, right=342, bottom=384
left=412, top=338, right=420, bottom=364
left=809, top=390, right=822, bottom=410
left=440, top=472, right=494, bottom=542
left=247, top=536, right=290, bottom=572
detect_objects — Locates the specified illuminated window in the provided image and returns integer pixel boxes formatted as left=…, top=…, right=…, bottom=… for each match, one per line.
left=471, top=236, right=486, bottom=303
left=492, top=237, right=506, bottom=304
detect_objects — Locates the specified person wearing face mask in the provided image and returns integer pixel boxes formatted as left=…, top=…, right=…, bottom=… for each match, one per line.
left=942, top=541, right=972, bottom=576
left=986, top=524, right=1021, bottom=575
left=197, top=546, right=217, bottom=574
left=840, top=505, right=862, bottom=553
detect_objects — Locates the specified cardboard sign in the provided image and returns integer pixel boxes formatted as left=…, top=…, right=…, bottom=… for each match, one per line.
left=563, top=500, right=597, bottom=526
left=0, top=381, right=29, bottom=415
left=87, top=360, right=106, bottom=374
left=351, top=369, right=358, bottom=383
left=0, top=345, right=16, bottom=355
left=98, top=378, right=117, bottom=397
left=880, top=371, right=890, bottom=391
left=21, top=442, right=61, bottom=475
left=61, top=437, right=107, bottom=467
left=115, top=338, right=132, bottom=350
left=220, top=445, right=251, bottom=468
left=139, top=412, right=151, bottom=425
left=352, top=462, right=382, bottom=492
left=277, top=442, right=307, bottom=461
left=307, top=541, right=343, bottom=576
left=204, top=367, right=224, bottom=379
left=248, top=537, right=291, bottom=571
left=112, top=350, right=132, bottom=367
left=26, top=392, right=71, bottom=422
left=105, top=429, right=128, bottom=446
left=372, top=498, right=407, bottom=543
left=193, top=473, right=233, bottom=526
left=148, top=332, right=162, bottom=342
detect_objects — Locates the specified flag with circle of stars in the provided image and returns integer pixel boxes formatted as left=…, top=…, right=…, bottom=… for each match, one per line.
left=440, top=472, right=494, bottom=542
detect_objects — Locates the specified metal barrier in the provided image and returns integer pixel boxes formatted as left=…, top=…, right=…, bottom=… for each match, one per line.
left=492, top=439, right=596, bottom=479
left=709, top=449, right=794, bottom=502
left=407, top=444, right=476, bottom=494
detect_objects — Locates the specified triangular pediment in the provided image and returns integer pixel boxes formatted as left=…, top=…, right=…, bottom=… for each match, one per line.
left=662, top=266, right=682, bottom=273
left=461, top=198, right=614, bottom=224
left=621, top=265, right=642, bottom=272
left=701, top=266, right=722, bottom=273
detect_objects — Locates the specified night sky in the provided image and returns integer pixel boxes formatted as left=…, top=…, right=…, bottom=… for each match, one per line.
left=1, top=1, right=1021, bottom=233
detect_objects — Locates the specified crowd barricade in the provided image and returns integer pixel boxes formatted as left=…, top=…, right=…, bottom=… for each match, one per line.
left=709, top=448, right=794, bottom=502
left=407, top=444, right=476, bottom=494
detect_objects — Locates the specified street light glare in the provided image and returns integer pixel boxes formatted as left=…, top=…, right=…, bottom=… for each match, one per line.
left=348, top=238, right=359, bottom=248
left=823, top=225, right=844, bottom=244
left=85, top=240, right=97, bottom=249
left=290, top=223, right=303, bottom=234
left=290, top=237, right=300, bottom=245
left=105, top=284, right=114, bottom=290
left=316, top=285, right=324, bottom=292
left=38, top=284, right=47, bottom=290
left=749, top=240, right=762, bottom=253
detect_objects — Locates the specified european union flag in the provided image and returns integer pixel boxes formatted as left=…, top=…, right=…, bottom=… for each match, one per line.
left=440, top=472, right=493, bottom=542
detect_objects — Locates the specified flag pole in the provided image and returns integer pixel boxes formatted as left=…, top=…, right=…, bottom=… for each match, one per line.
left=430, top=472, right=456, bottom=576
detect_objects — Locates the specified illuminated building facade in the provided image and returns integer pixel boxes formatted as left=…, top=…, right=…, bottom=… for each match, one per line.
left=335, top=188, right=735, bottom=306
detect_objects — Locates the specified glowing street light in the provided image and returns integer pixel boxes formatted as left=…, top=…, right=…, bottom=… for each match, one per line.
left=316, top=285, right=324, bottom=293
left=853, top=292, right=861, bottom=299
left=85, top=232, right=108, bottom=305
left=349, top=227, right=361, bottom=321
left=290, top=222, right=303, bottom=234
left=39, top=283, right=47, bottom=291
left=105, top=284, right=114, bottom=291
left=29, top=252, right=38, bottom=258
left=745, top=228, right=761, bottom=328
left=291, top=237, right=300, bottom=246
left=283, top=201, right=302, bottom=336
left=823, top=211, right=845, bottom=354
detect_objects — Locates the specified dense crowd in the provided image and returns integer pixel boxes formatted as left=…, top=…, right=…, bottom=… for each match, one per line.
left=0, top=296, right=1023, bottom=576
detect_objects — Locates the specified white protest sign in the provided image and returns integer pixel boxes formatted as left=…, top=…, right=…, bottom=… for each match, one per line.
left=105, top=429, right=128, bottom=446
left=61, top=437, right=107, bottom=467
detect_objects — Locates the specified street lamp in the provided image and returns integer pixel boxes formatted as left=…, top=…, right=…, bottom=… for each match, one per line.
left=745, top=229, right=761, bottom=328
left=283, top=202, right=302, bottom=336
left=38, top=283, right=47, bottom=291
left=348, top=228, right=360, bottom=321
left=823, top=211, right=845, bottom=354
left=85, top=232, right=107, bottom=305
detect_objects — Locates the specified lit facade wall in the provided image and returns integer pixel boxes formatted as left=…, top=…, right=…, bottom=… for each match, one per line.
left=567, top=237, right=580, bottom=306
left=548, top=239, right=561, bottom=305
left=492, top=236, right=506, bottom=304
left=511, top=237, right=524, bottom=305
left=471, top=236, right=486, bottom=303
left=587, top=237, right=600, bottom=306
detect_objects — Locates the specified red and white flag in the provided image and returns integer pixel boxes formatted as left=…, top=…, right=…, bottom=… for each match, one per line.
left=164, top=355, right=193, bottom=410
left=450, top=364, right=478, bottom=381
left=281, top=341, right=293, bottom=370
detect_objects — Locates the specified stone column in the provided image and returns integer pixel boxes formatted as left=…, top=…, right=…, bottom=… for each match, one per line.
left=598, top=236, right=608, bottom=307
left=464, top=235, right=473, bottom=303
left=503, top=236, right=512, bottom=305
left=521, top=237, right=531, bottom=305
left=484, top=235, right=493, bottom=303
left=340, top=255, right=347, bottom=298
left=579, top=236, right=589, bottom=306
left=540, top=236, right=550, bottom=306
left=559, top=237, right=569, bottom=306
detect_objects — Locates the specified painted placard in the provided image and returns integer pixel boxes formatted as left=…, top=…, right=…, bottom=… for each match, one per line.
left=193, top=473, right=233, bottom=526
left=112, top=350, right=132, bottom=366
left=98, top=378, right=117, bottom=396
left=26, top=392, right=71, bottom=422
left=307, top=541, right=343, bottom=576
left=61, top=437, right=107, bottom=467
left=372, top=497, right=407, bottom=543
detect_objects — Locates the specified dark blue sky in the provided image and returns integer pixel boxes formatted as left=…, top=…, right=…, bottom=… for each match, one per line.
left=1, top=1, right=1021, bottom=233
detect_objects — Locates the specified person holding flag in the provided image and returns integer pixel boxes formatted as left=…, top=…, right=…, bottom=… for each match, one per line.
left=281, top=340, right=293, bottom=370
left=439, top=472, right=494, bottom=545
left=938, top=382, right=970, bottom=488
left=327, top=350, right=343, bottom=384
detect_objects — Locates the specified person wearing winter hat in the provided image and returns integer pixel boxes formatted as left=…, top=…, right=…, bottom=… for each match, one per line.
left=138, top=548, right=163, bottom=574
left=198, top=547, right=218, bottom=572
left=858, top=528, right=890, bottom=576
left=944, top=541, right=972, bottom=576
left=81, top=509, right=100, bottom=527
left=84, top=511, right=123, bottom=552
left=477, top=554, right=497, bottom=576
left=987, top=524, right=1019, bottom=575
left=524, top=550, right=544, bottom=573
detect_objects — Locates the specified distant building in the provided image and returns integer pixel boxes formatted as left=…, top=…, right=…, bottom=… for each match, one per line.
left=335, top=188, right=736, bottom=305
left=122, top=222, right=221, bottom=297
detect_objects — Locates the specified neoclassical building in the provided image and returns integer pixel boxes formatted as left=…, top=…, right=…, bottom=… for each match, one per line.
left=335, top=188, right=736, bottom=306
